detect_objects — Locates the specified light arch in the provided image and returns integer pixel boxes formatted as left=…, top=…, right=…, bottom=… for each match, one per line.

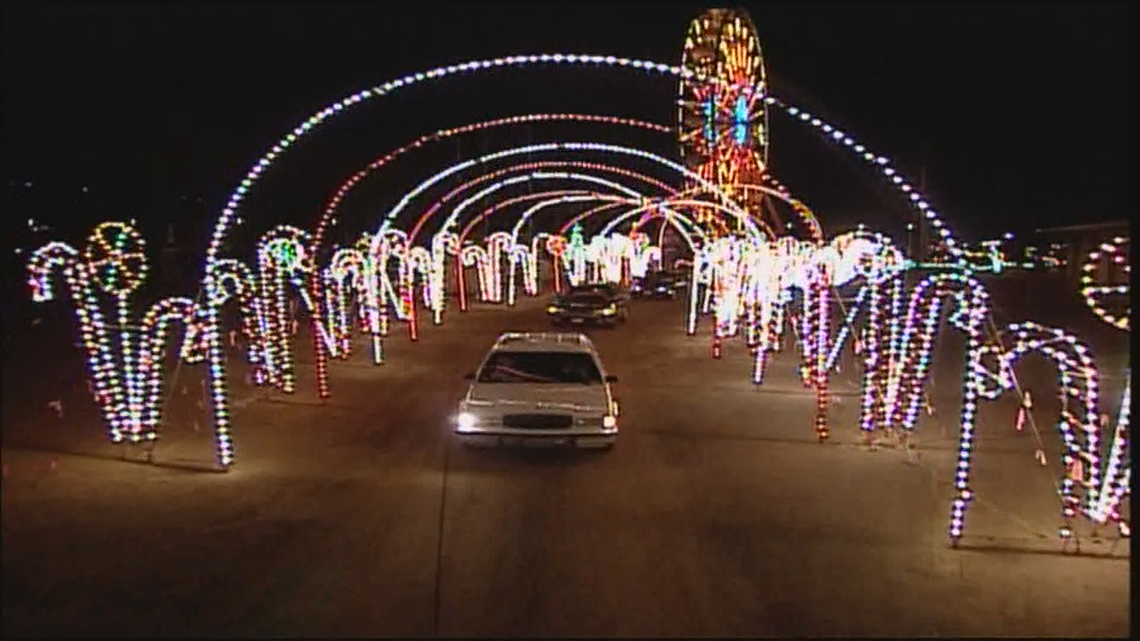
left=406, top=159, right=679, bottom=244
left=313, top=113, right=674, bottom=258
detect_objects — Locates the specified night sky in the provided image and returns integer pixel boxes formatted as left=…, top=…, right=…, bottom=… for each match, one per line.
left=3, top=3, right=1130, bottom=258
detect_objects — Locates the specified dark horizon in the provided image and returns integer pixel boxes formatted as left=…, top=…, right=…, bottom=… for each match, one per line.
left=3, top=4, right=1130, bottom=253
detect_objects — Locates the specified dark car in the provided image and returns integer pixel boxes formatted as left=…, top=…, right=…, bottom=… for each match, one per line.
left=567, top=282, right=631, bottom=315
left=632, top=271, right=682, bottom=299
left=547, top=289, right=629, bottom=327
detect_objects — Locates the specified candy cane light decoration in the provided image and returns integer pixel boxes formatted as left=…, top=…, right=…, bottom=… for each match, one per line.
left=206, top=54, right=956, bottom=413
left=959, top=322, right=1130, bottom=546
left=29, top=222, right=231, bottom=466
left=255, top=225, right=314, bottom=394
left=1080, top=236, right=1130, bottom=331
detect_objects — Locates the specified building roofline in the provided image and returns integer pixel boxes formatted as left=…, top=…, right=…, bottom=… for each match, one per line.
left=1034, top=220, right=1130, bottom=235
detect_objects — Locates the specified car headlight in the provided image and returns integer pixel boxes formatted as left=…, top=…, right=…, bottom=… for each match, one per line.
left=601, top=304, right=616, bottom=315
left=546, top=305, right=561, bottom=314
left=456, top=412, right=477, bottom=431
left=602, top=415, right=617, bottom=429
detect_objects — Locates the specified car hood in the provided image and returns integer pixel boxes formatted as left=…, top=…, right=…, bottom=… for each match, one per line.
left=559, top=299, right=609, bottom=308
left=466, top=383, right=609, bottom=413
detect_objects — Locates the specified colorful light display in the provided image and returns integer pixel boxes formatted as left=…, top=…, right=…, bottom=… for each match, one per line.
left=405, top=161, right=677, bottom=246
left=960, top=321, right=1131, bottom=545
left=1080, top=236, right=1130, bottom=331
left=29, top=17, right=1105, bottom=559
left=254, top=225, right=314, bottom=394
left=28, top=222, right=233, bottom=468
left=312, top=114, right=673, bottom=258
left=678, top=8, right=771, bottom=236
left=186, top=49, right=959, bottom=435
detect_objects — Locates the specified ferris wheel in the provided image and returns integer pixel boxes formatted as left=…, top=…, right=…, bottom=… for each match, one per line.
left=677, top=7, right=770, bottom=215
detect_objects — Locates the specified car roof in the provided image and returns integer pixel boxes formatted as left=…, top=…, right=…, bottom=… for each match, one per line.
left=490, top=331, right=598, bottom=354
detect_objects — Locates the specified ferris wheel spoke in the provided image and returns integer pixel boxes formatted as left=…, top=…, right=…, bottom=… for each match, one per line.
left=95, top=233, right=115, bottom=258
left=678, top=129, right=705, bottom=143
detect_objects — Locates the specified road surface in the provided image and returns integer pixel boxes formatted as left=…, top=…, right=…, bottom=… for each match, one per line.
left=2, top=294, right=1131, bottom=637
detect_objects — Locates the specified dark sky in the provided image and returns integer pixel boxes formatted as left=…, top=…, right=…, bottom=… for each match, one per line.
left=3, top=3, right=1130, bottom=252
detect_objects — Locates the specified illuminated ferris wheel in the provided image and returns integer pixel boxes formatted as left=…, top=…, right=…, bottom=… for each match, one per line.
left=677, top=8, right=770, bottom=235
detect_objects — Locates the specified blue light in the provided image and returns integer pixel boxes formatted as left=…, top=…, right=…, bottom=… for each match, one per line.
left=733, top=95, right=749, bottom=144
left=703, top=96, right=716, bottom=144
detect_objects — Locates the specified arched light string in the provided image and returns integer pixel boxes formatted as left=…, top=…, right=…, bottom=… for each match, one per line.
left=343, top=142, right=757, bottom=360
left=218, top=57, right=715, bottom=403
left=502, top=193, right=705, bottom=305
left=208, top=51, right=963, bottom=386
left=553, top=199, right=704, bottom=271
left=507, top=194, right=638, bottom=306
left=208, top=54, right=770, bottom=274
left=1079, top=235, right=1130, bottom=331
left=312, top=113, right=673, bottom=258
left=641, top=180, right=825, bottom=244
left=458, top=189, right=601, bottom=244
left=407, top=159, right=678, bottom=243
left=591, top=204, right=707, bottom=252
left=391, top=174, right=654, bottom=330
left=373, top=141, right=751, bottom=246
left=610, top=186, right=787, bottom=240
left=454, top=189, right=595, bottom=311
left=764, top=95, right=964, bottom=258
left=359, top=164, right=675, bottom=350
left=726, top=182, right=825, bottom=242
left=596, top=197, right=770, bottom=240
left=197, top=53, right=967, bottom=462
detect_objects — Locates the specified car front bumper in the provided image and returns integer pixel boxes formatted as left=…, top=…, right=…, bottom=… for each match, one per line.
left=456, top=422, right=617, bottom=444
left=549, top=311, right=617, bottom=324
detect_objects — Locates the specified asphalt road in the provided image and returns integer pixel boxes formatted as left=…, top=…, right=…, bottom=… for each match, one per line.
left=2, top=293, right=1131, bottom=637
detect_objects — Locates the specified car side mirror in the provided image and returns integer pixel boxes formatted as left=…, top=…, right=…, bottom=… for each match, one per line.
left=605, top=374, right=619, bottom=383
left=463, top=372, right=476, bottom=380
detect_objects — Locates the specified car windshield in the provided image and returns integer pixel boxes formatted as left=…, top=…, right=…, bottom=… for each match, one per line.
left=565, top=293, right=608, bottom=306
left=575, top=284, right=614, bottom=297
left=477, top=350, right=603, bottom=384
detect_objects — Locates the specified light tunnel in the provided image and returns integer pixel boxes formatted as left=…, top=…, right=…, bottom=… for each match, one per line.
left=405, top=160, right=679, bottom=243
left=313, top=113, right=674, bottom=257
left=314, top=113, right=822, bottom=262
left=183, top=50, right=976, bottom=468
left=209, top=52, right=966, bottom=290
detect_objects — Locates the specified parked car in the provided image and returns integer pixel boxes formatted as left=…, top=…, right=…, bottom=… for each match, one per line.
left=454, top=331, right=620, bottom=449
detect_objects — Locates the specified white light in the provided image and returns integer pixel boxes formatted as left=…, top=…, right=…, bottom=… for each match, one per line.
left=456, top=412, right=477, bottom=431
left=603, top=415, right=617, bottom=429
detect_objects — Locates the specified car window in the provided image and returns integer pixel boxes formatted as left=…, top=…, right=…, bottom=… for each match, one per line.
left=574, top=284, right=614, bottom=296
left=565, top=293, right=608, bottom=305
left=478, top=350, right=603, bottom=384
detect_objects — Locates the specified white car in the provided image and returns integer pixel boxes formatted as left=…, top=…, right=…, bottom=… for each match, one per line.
left=454, top=331, right=620, bottom=449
